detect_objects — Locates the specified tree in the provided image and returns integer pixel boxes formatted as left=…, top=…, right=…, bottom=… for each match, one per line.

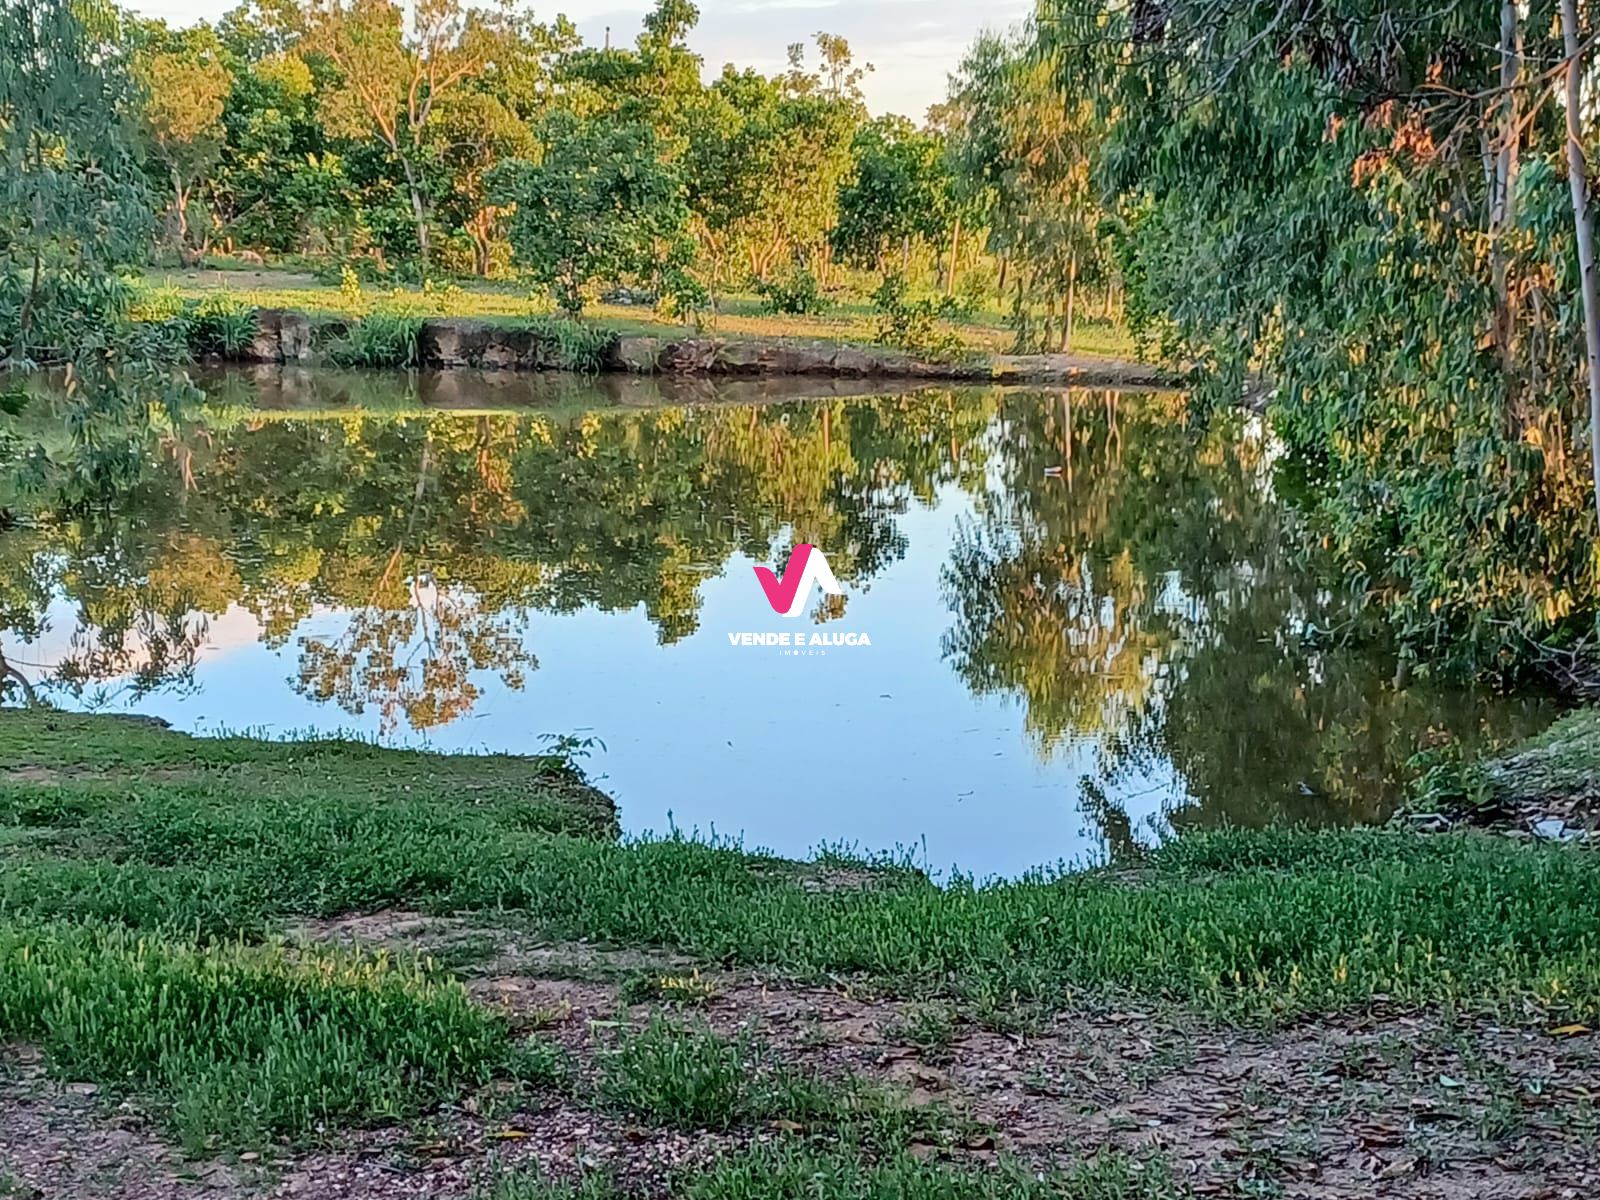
left=1020, top=0, right=1600, bottom=678
left=686, top=35, right=861, bottom=283
left=947, top=29, right=1103, bottom=351
left=427, top=11, right=574, bottom=276
left=832, top=116, right=954, bottom=274
left=0, top=0, right=203, bottom=700
left=305, top=0, right=512, bottom=269
left=492, top=112, right=695, bottom=314
left=430, top=90, right=533, bottom=276
left=1557, top=0, right=1600, bottom=527
left=135, top=29, right=233, bottom=258
left=0, top=0, right=151, bottom=364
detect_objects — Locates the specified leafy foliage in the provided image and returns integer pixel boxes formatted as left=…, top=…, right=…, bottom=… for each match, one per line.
left=1013, top=0, right=1600, bottom=677
left=871, top=274, right=965, bottom=359
left=493, top=113, right=697, bottom=315
left=833, top=116, right=956, bottom=272
left=0, top=0, right=151, bottom=364
left=328, top=309, right=424, bottom=367
left=753, top=268, right=826, bottom=315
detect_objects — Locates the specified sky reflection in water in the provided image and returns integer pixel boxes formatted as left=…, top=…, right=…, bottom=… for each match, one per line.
left=4, top=373, right=1553, bottom=878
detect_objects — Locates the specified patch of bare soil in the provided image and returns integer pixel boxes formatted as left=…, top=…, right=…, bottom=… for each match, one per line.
left=428, top=948, right=1600, bottom=1199
left=268, top=1104, right=755, bottom=1199
left=1, top=766, right=66, bottom=784
left=167, top=268, right=321, bottom=292
left=293, top=911, right=696, bottom=981
left=0, top=1046, right=251, bottom=1200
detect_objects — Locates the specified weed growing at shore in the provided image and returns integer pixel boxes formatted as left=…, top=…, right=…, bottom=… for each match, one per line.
left=520, top=316, right=614, bottom=373
left=329, top=311, right=425, bottom=367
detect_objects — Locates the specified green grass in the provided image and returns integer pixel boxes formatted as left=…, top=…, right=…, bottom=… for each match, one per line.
left=4, top=710, right=1598, bottom=1184
left=482, top=1145, right=1177, bottom=1200
left=9, top=720, right=1600, bottom=1030
left=4, top=713, right=1600, bottom=1024
left=593, top=1015, right=901, bottom=1136
left=327, top=310, right=424, bottom=367
left=0, top=921, right=557, bottom=1153
left=0, top=712, right=616, bottom=832
left=595, top=1016, right=763, bottom=1129
left=134, top=269, right=1140, bottom=361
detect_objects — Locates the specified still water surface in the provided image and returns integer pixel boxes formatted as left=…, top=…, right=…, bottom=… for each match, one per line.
left=5, top=369, right=1553, bottom=877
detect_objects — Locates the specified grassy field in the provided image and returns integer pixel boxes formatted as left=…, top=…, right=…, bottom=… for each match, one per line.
left=1, top=711, right=1597, bottom=1197
left=132, top=267, right=1141, bottom=362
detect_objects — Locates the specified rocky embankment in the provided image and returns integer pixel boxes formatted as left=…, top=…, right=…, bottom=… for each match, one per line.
left=240, top=308, right=1178, bottom=387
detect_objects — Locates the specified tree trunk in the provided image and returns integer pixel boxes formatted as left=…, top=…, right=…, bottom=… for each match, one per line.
left=12, top=250, right=40, bottom=362
left=1560, top=0, right=1600, bottom=525
left=997, top=256, right=1008, bottom=295
left=171, top=168, right=190, bottom=253
left=0, top=644, right=37, bottom=707
left=1490, top=0, right=1522, bottom=365
left=945, top=214, right=962, bottom=298
left=1060, top=252, right=1079, bottom=353
left=399, top=155, right=431, bottom=272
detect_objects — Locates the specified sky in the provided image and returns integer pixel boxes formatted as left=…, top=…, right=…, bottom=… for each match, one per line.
left=124, top=0, right=1034, bottom=120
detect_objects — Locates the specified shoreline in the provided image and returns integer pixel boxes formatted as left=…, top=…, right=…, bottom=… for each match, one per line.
left=231, top=307, right=1182, bottom=388
left=0, top=711, right=1596, bottom=1198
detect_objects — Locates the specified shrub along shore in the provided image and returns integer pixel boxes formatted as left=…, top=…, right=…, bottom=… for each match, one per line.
left=1, top=711, right=1596, bottom=1197
left=178, top=304, right=1176, bottom=387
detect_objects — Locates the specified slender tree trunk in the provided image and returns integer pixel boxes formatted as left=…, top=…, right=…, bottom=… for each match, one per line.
left=12, top=250, right=41, bottom=362
left=1560, top=0, right=1600, bottom=525
left=468, top=211, right=493, bottom=277
left=945, top=214, right=962, bottom=298
left=1061, top=252, right=1079, bottom=353
left=1490, top=0, right=1522, bottom=365
left=0, top=645, right=37, bottom=707
left=399, top=155, right=430, bottom=271
left=997, top=255, right=1008, bottom=295
left=171, top=169, right=190, bottom=254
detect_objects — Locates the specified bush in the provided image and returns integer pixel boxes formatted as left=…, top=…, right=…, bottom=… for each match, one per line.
left=328, top=310, right=425, bottom=368
left=871, top=274, right=965, bottom=359
left=521, top=316, right=615, bottom=374
left=185, top=293, right=258, bottom=357
left=754, top=269, right=826, bottom=316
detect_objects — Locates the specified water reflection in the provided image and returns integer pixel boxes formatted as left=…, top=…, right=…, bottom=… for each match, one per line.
left=0, top=372, right=1552, bottom=875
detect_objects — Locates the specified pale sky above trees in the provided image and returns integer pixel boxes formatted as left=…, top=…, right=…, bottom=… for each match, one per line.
left=125, top=0, right=1029, bottom=118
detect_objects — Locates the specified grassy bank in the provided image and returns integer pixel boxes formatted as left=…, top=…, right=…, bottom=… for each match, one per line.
left=1, top=711, right=1596, bottom=1195
left=5, top=715, right=1598, bottom=1022
left=133, top=269, right=1139, bottom=361
left=1411, top=705, right=1600, bottom=833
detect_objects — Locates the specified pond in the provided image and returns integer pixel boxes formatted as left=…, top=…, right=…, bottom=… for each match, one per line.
left=1, top=368, right=1554, bottom=878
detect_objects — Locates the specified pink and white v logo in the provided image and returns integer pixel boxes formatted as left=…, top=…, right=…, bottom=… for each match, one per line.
left=754, top=544, right=845, bottom=617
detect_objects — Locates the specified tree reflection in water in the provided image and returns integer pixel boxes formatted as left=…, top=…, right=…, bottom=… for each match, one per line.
left=0, top=375, right=1552, bottom=841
